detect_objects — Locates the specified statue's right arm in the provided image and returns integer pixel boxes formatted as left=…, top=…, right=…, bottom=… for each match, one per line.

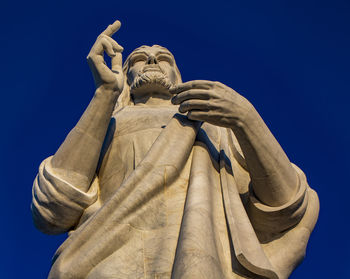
left=31, top=20, right=124, bottom=234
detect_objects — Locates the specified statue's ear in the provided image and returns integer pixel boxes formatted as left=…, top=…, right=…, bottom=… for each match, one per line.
left=114, top=74, right=132, bottom=113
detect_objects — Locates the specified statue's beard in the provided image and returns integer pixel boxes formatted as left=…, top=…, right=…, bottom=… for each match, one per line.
left=130, top=70, right=173, bottom=93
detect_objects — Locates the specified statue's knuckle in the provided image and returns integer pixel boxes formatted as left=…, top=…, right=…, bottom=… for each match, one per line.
left=214, top=81, right=223, bottom=88
left=188, top=112, right=194, bottom=119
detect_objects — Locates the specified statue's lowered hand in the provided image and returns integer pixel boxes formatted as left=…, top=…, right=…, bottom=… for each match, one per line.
left=170, top=80, right=253, bottom=128
left=87, top=20, right=124, bottom=94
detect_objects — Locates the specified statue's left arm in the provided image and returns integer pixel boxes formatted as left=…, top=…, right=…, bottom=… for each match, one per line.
left=171, top=80, right=298, bottom=206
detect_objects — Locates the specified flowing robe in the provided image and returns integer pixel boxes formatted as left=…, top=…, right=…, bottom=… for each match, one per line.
left=32, top=105, right=319, bottom=279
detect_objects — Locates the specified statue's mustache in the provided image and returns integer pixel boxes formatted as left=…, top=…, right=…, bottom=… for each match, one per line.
left=130, top=69, right=173, bottom=90
left=141, top=65, right=164, bottom=74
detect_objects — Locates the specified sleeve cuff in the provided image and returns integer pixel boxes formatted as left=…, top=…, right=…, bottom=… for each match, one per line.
left=246, top=164, right=309, bottom=233
left=31, top=156, right=98, bottom=234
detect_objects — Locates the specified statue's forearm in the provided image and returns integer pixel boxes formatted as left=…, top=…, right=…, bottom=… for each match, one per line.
left=232, top=106, right=298, bottom=206
left=51, top=87, right=118, bottom=191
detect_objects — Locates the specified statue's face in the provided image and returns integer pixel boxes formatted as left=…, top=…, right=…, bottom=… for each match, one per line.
left=126, top=45, right=178, bottom=100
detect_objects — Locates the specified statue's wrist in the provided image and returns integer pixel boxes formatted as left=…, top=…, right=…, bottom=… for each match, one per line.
left=95, top=85, right=120, bottom=102
left=230, top=101, right=258, bottom=131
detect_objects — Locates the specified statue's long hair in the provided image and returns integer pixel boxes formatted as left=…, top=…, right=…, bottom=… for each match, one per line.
left=114, top=45, right=182, bottom=113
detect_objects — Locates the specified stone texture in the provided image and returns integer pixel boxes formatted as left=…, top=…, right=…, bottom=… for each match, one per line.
left=32, top=20, right=319, bottom=279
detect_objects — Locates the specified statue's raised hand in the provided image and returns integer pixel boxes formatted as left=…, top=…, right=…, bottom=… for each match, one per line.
left=87, top=20, right=124, bottom=93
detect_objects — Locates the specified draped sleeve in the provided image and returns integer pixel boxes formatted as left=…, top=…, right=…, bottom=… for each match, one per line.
left=224, top=128, right=319, bottom=278
left=246, top=164, right=311, bottom=234
left=31, top=156, right=99, bottom=235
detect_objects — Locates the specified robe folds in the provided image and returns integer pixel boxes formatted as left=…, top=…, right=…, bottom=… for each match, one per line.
left=32, top=105, right=319, bottom=279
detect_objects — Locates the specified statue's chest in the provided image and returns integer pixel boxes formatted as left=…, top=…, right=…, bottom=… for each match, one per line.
left=98, top=105, right=179, bottom=182
left=97, top=105, right=191, bottom=225
left=113, top=105, right=179, bottom=136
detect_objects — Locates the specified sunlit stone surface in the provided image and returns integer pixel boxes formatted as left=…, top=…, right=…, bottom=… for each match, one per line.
left=32, top=20, right=319, bottom=279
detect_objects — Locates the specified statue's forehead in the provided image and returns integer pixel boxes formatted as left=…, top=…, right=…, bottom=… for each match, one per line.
left=130, top=45, right=173, bottom=56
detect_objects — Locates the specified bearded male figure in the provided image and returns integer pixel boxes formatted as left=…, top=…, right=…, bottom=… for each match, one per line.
left=32, top=20, right=319, bottom=279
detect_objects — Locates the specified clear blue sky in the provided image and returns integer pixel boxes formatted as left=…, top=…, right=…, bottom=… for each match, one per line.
left=1, top=0, right=349, bottom=278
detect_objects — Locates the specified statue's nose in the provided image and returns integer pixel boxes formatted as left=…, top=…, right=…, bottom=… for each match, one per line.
left=147, top=55, right=158, bottom=64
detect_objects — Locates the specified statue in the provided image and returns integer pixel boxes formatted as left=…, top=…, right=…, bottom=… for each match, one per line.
left=31, top=20, right=319, bottom=279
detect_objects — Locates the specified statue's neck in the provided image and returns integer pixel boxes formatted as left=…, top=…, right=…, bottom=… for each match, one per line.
left=132, top=91, right=173, bottom=106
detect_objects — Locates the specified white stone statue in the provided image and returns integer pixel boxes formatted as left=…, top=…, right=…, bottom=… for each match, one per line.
left=32, top=20, right=319, bottom=279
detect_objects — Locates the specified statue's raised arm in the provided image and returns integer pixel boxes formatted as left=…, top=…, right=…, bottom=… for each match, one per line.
left=32, top=20, right=124, bottom=234
left=51, top=20, right=124, bottom=191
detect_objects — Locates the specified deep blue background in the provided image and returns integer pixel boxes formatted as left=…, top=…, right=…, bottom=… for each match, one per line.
left=1, top=0, right=349, bottom=278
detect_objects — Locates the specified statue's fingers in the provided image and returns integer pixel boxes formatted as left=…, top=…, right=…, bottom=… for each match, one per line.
left=111, top=53, right=123, bottom=71
left=179, top=100, right=211, bottom=113
left=100, top=38, right=116, bottom=57
left=172, top=89, right=211, bottom=105
left=187, top=110, right=209, bottom=122
left=103, top=36, right=124, bottom=52
left=169, top=80, right=212, bottom=94
left=101, top=20, right=121, bottom=37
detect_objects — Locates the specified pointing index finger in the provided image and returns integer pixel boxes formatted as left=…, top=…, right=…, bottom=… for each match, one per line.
left=101, top=20, right=121, bottom=37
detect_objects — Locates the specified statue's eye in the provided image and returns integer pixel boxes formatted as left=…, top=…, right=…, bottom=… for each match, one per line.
left=157, top=55, right=173, bottom=65
left=130, top=55, right=147, bottom=66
